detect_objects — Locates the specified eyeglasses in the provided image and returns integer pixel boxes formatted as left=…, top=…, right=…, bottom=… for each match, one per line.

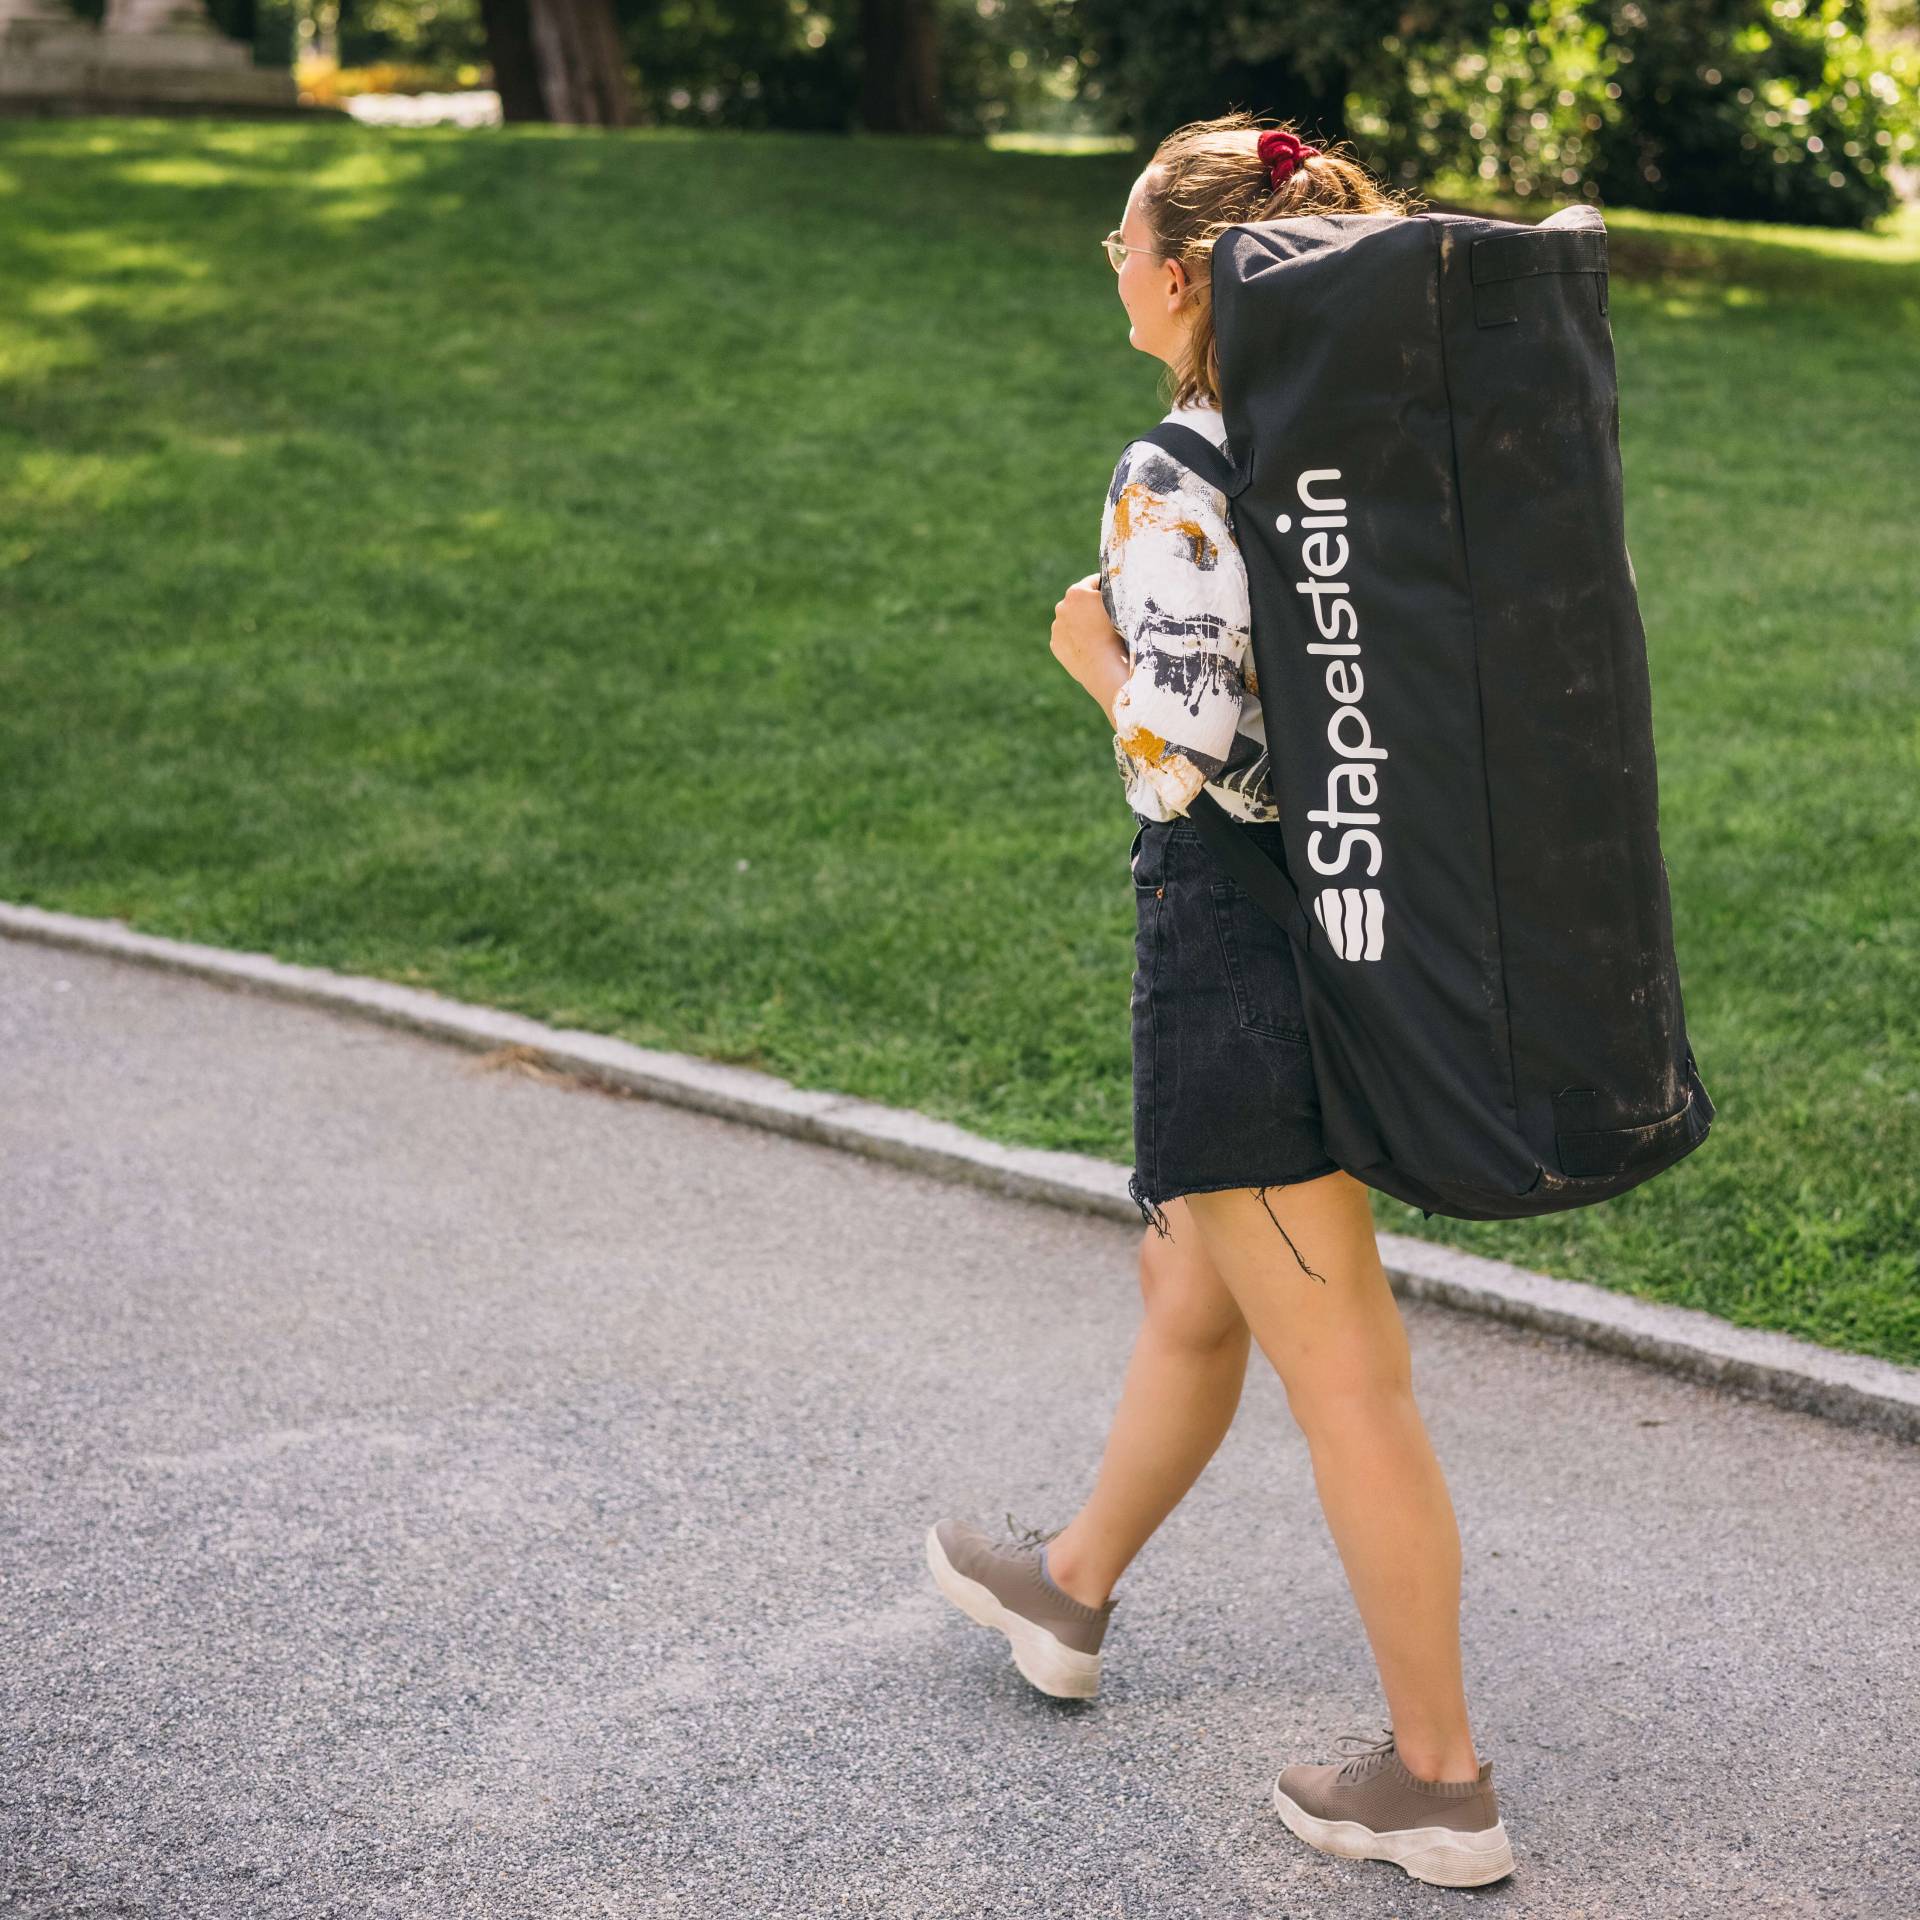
left=1102, top=229, right=1163, bottom=272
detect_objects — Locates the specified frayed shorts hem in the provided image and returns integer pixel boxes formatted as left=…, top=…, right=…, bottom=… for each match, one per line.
left=1127, top=1161, right=1344, bottom=1282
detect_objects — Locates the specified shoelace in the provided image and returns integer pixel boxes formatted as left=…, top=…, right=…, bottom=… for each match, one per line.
left=1331, top=1724, right=1400, bottom=1781
left=1003, top=1512, right=1064, bottom=1553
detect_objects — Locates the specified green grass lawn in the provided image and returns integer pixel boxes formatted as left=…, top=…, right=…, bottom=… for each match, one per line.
left=2, top=121, right=1915, bottom=1363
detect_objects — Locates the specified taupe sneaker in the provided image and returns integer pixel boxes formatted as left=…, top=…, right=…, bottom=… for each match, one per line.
left=1271, top=1725, right=1516, bottom=1888
left=925, top=1515, right=1116, bottom=1699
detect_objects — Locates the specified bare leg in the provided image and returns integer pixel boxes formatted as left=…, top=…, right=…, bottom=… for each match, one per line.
left=1043, top=1197, right=1252, bottom=1609
left=1183, top=1171, right=1482, bottom=1784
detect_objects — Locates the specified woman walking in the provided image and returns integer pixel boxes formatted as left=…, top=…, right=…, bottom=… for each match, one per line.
left=925, top=115, right=1515, bottom=1891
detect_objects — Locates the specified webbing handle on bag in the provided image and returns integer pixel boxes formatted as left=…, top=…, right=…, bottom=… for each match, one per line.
left=1470, top=227, right=1608, bottom=326
left=1186, top=789, right=1316, bottom=951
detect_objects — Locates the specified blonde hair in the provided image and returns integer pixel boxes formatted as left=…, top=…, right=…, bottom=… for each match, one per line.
left=1140, top=111, right=1425, bottom=409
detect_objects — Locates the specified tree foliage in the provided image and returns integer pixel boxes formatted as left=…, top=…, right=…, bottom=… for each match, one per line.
left=197, top=0, right=1917, bottom=226
left=1358, top=0, right=1918, bottom=226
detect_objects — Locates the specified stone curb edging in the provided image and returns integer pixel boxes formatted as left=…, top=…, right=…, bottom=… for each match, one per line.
left=5, top=897, right=1917, bottom=1446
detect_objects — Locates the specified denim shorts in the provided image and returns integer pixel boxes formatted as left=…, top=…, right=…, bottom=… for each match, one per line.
left=1127, top=810, right=1341, bottom=1275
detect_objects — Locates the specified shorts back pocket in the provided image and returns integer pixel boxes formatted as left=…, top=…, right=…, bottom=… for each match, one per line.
left=1209, top=880, right=1310, bottom=1046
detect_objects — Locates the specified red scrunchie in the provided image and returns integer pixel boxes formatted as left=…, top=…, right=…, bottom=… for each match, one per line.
left=1257, top=127, right=1322, bottom=189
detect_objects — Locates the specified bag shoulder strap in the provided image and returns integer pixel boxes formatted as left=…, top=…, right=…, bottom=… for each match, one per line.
left=1184, top=790, right=1316, bottom=950
left=1127, top=423, right=1252, bottom=500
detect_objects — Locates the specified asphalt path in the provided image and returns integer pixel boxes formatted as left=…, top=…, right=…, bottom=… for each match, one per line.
left=2, top=934, right=1915, bottom=1919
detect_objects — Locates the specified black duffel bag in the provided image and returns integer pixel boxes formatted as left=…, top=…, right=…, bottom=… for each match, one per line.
left=1130, top=202, right=1715, bottom=1221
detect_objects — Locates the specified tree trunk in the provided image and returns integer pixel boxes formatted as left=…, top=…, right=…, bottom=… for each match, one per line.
left=1241, top=53, right=1351, bottom=148
left=859, top=0, right=944, bottom=134
left=527, top=0, right=632, bottom=126
left=481, top=0, right=631, bottom=126
left=478, top=0, right=549, bottom=123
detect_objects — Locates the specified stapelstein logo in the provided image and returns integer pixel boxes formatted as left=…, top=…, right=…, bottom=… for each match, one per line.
left=1278, top=469, right=1388, bottom=964
left=1313, top=886, right=1387, bottom=961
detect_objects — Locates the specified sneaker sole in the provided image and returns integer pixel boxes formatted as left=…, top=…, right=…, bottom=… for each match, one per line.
left=923, top=1524, right=1101, bottom=1700
left=1272, top=1779, right=1516, bottom=1888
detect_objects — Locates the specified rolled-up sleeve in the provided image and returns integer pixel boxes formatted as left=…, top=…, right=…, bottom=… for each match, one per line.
left=1100, top=446, right=1253, bottom=819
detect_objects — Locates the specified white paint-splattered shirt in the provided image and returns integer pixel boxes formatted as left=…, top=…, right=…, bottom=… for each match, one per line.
left=1099, top=401, right=1280, bottom=824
